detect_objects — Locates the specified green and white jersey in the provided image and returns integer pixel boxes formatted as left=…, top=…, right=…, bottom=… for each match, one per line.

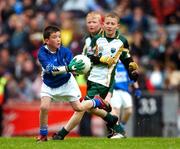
left=82, top=36, right=93, bottom=55
left=88, top=31, right=129, bottom=87
left=82, top=29, right=103, bottom=55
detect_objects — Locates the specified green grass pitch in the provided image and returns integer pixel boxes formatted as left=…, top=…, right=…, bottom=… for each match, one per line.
left=0, top=137, right=180, bottom=149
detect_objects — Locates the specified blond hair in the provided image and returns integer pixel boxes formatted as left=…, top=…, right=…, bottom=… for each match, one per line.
left=86, top=11, right=104, bottom=23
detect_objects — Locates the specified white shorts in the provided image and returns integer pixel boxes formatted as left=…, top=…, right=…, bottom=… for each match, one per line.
left=40, top=74, right=81, bottom=102
left=110, top=90, right=132, bottom=109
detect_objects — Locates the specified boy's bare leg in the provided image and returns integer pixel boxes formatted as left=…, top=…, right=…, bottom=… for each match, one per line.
left=37, top=97, right=51, bottom=142
left=39, top=97, right=51, bottom=128
left=64, top=111, right=85, bottom=131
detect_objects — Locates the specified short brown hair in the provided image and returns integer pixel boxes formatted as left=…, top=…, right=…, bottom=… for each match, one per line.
left=43, top=25, right=60, bottom=39
left=104, top=12, right=119, bottom=22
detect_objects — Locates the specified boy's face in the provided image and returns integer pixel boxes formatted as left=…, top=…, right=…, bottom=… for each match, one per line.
left=86, top=16, right=102, bottom=35
left=45, top=31, right=61, bottom=51
left=103, top=17, right=119, bottom=38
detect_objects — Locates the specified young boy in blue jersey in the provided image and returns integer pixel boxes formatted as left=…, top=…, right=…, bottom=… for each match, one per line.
left=36, top=25, right=111, bottom=142
left=110, top=61, right=141, bottom=138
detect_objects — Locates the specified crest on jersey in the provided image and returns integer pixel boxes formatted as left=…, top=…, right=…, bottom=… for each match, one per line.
left=110, top=48, right=116, bottom=57
left=111, top=48, right=116, bottom=54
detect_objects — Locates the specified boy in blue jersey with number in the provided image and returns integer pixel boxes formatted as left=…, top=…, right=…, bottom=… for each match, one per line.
left=36, top=25, right=111, bottom=142
left=109, top=60, right=141, bottom=138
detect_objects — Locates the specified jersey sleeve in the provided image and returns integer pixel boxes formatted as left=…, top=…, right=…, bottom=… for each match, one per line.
left=118, top=36, right=138, bottom=81
left=38, top=49, right=53, bottom=73
left=119, top=35, right=129, bottom=49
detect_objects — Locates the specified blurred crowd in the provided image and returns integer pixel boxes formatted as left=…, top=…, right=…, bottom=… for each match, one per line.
left=0, top=0, right=179, bottom=102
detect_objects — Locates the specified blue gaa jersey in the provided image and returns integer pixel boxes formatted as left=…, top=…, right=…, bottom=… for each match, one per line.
left=38, top=45, right=73, bottom=88
left=114, top=61, right=133, bottom=92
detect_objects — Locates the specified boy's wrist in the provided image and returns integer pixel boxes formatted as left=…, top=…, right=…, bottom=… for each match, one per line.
left=52, top=66, right=67, bottom=75
left=65, top=66, right=70, bottom=72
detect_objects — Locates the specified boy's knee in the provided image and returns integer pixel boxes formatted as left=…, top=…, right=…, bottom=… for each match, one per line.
left=71, top=100, right=85, bottom=112
left=40, top=97, right=51, bottom=111
left=40, top=103, right=50, bottom=111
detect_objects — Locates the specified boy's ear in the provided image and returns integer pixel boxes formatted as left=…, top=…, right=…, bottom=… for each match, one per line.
left=102, top=21, right=105, bottom=27
left=100, top=15, right=104, bottom=25
left=44, top=38, right=49, bottom=44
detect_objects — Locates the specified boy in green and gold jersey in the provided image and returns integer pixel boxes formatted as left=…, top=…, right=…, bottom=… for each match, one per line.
left=52, top=12, right=138, bottom=140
